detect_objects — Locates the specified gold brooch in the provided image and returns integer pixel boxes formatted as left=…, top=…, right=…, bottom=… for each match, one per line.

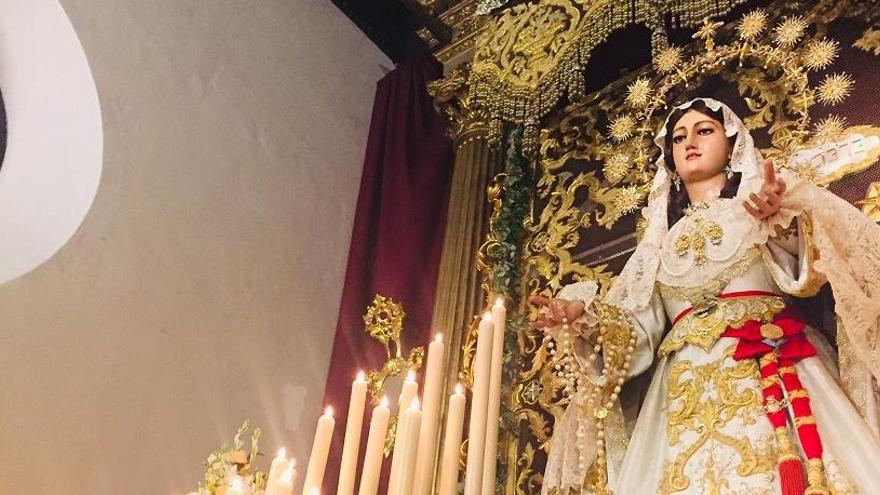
left=760, top=323, right=785, bottom=340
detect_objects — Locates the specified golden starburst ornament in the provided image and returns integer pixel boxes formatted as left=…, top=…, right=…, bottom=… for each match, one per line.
left=795, top=163, right=822, bottom=184
left=812, top=115, right=847, bottom=144
left=803, top=38, right=839, bottom=71
left=625, top=77, right=652, bottom=108
left=609, top=114, right=636, bottom=142
left=693, top=18, right=724, bottom=50
left=604, top=152, right=631, bottom=184
left=817, top=73, right=854, bottom=105
left=654, top=46, right=682, bottom=74
left=611, top=186, right=644, bottom=216
left=860, top=182, right=880, bottom=222
left=773, top=16, right=808, bottom=47
left=738, top=9, right=768, bottom=41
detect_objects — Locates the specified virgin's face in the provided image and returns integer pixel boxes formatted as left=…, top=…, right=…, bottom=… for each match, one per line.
left=670, top=110, right=731, bottom=183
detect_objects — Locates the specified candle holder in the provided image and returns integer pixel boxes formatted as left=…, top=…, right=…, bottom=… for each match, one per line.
left=362, top=294, right=425, bottom=404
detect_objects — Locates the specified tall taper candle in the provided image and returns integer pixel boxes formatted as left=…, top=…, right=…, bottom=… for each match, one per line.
left=302, top=407, right=335, bottom=495
left=413, top=334, right=446, bottom=495
left=482, top=298, right=507, bottom=494
left=438, top=384, right=466, bottom=495
left=395, top=398, right=423, bottom=495
left=266, top=448, right=288, bottom=495
left=357, top=397, right=390, bottom=495
left=463, top=312, right=495, bottom=495
left=388, top=370, right=419, bottom=494
left=275, top=463, right=297, bottom=495
left=338, top=372, right=369, bottom=495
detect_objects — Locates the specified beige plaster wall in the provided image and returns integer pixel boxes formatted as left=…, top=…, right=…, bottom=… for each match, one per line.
left=0, top=1, right=389, bottom=493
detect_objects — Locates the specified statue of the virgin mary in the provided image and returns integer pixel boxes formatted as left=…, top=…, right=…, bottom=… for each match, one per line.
left=532, top=97, right=880, bottom=494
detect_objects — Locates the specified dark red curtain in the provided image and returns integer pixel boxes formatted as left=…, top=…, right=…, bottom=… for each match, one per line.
left=320, top=54, right=453, bottom=492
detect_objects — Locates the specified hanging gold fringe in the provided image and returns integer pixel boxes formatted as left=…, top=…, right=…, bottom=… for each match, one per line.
left=470, top=0, right=753, bottom=151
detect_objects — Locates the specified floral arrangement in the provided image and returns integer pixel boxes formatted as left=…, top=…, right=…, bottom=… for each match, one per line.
left=189, top=421, right=268, bottom=495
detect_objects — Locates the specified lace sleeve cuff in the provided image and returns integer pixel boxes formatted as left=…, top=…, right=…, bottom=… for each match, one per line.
left=762, top=213, right=826, bottom=297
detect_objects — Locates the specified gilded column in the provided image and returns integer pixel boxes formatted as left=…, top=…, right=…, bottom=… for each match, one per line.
left=425, top=66, right=500, bottom=493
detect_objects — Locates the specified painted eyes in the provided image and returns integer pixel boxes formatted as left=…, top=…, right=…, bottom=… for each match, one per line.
left=672, top=127, right=715, bottom=144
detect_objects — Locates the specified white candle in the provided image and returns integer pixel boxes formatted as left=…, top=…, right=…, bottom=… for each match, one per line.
left=266, top=448, right=289, bottom=495
left=227, top=478, right=244, bottom=495
left=395, top=398, right=423, bottom=495
left=302, top=407, right=335, bottom=495
left=413, top=333, right=446, bottom=495
left=357, top=396, right=390, bottom=495
left=338, top=371, right=369, bottom=495
left=438, top=384, right=467, bottom=495
left=388, top=370, right=419, bottom=494
left=308, top=489, right=320, bottom=495
left=275, top=464, right=297, bottom=495
left=463, top=312, right=494, bottom=495
left=482, top=299, right=507, bottom=494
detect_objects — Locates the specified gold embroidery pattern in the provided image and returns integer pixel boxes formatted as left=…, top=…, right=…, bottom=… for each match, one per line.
left=825, top=460, right=859, bottom=495
left=659, top=248, right=762, bottom=309
left=658, top=295, right=786, bottom=356
left=660, top=347, right=776, bottom=493
left=674, top=213, right=725, bottom=266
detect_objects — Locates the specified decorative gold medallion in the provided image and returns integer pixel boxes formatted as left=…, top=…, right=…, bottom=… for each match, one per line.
left=759, top=323, right=785, bottom=340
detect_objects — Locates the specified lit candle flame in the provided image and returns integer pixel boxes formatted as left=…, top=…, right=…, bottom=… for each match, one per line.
left=410, top=397, right=421, bottom=411
left=276, top=447, right=286, bottom=459
left=231, top=478, right=243, bottom=490
left=482, top=311, right=492, bottom=321
left=288, top=458, right=296, bottom=468
left=309, top=488, right=320, bottom=495
left=454, top=383, right=463, bottom=395
left=406, top=369, right=416, bottom=382
left=434, top=333, right=443, bottom=344
left=380, top=396, right=389, bottom=408
left=356, top=370, right=366, bottom=382
left=324, top=406, right=334, bottom=417
left=494, top=297, right=505, bottom=307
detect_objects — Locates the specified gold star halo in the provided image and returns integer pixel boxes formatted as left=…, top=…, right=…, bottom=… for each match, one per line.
left=611, top=185, right=645, bottom=216
left=654, top=46, right=683, bottom=74
left=812, top=115, right=847, bottom=144
left=609, top=114, right=637, bottom=142
left=774, top=16, right=808, bottom=47
left=625, top=77, right=652, bottom=108
left=738, top=9, right=768, bottom=41
left=794, top=163, right=822, bottom=184
left=803, top=38, right=839, bottom=71
left=604, top=152, right=632, bottom=184
left=817, top=73, right=854, bottom=105
left=693, top=18, right=725, bottom=49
